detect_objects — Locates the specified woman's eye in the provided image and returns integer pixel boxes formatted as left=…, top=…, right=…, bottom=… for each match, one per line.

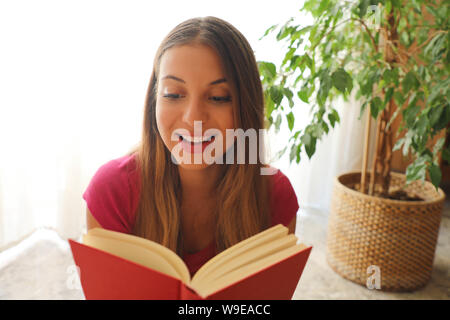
left=162, top=93, right=231, bottom=103
left=163, top=93, right=183, bottom=99
left=210, top=96, right=232, bottom=103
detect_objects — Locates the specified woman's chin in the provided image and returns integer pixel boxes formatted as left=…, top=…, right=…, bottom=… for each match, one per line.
left=171, top=152, right=220, bottom=168
left=170, top=145, right=226, bottom=168
left=177, top=162, right=214, bottom=171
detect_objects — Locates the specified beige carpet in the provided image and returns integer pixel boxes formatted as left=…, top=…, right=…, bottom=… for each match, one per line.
left=0, top=208, right=449, bottom=300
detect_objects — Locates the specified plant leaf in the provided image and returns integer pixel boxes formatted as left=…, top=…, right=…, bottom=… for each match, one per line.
left=331, top=68, right=352, bottom=93
left=370, top=97, right=383, bottom=118
left=286, top=111, right=295, bottom=131
left=298, top=89, right=309, bottom=103
left=269, top=86, right=283, bottom=105
left=259, top=23, right=278, bottom=40
left=428, top=163, right=442, bottom=190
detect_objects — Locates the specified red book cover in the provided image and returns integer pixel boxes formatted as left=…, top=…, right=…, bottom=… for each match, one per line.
left=69, top=239, right=312, bottom=300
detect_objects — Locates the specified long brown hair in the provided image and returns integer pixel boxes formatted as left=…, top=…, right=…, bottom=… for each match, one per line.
left=127, top=16, right=272, bottom=256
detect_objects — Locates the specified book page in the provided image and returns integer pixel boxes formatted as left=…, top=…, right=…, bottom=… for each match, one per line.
left=197, top=243, right=307, bottom=298
left=191, top=224, right=287, bottom=286
left=201, top=234, right=298, bottom=284
left=83, top=228, right=191, bottom=283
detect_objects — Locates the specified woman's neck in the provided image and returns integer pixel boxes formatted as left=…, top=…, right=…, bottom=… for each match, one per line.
left=178, top=164, right=222, bottom=201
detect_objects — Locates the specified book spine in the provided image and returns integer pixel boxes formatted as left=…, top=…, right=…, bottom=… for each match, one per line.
left=180, top=283, right=205, bottom=300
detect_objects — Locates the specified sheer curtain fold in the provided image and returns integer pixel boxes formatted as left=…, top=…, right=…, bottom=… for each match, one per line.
left=0, top=114, right=139, bottom=251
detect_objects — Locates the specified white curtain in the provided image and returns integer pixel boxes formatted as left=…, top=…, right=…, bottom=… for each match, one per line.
left=0, top=0, right=376, bottom=250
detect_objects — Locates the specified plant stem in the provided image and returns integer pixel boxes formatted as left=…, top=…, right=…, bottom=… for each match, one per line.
left=354, top=18, right=378, bottom=52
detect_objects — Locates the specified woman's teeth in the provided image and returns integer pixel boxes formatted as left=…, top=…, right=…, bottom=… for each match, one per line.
left=180, top=135, right=214, bottom=143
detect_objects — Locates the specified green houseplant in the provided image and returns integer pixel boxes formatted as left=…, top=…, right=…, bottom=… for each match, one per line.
left=259, top=0, right=449, bottom=291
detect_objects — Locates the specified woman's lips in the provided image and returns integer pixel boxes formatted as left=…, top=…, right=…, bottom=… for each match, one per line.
left=177, top=133, right=214, bottom=143
left=178, top=135, right=216, bottom=154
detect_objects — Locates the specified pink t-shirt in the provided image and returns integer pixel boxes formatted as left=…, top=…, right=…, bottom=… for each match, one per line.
left=83, top=153, right=299, bottom=277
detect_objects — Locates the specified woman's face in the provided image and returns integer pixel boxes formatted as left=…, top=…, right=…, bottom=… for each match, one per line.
left=155, top=43, right=236, bottom=170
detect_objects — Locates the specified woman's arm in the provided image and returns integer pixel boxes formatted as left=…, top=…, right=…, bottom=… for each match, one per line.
left=86, top=208, right=102, bottom=230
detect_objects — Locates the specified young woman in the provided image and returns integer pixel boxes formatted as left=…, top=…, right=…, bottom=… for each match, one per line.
left=83, top=16, right=299, bottom=277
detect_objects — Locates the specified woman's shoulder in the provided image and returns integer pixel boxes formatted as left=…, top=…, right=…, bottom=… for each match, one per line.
left=94, top=153, right=138, bottom=179
left=265, top=165, right=293, bottom=186
left=267, top=166, right=299, bottom=227
left=83, top=152, right=140, bottom=233
left=89, top=153, right=140, bottom=190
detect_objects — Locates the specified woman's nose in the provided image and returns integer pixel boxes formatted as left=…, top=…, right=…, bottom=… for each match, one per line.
left=182, top=96, right=208, bottom=127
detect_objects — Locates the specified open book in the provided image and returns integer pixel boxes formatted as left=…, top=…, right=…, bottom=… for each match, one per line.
left=68, top=224, right=312, bottom=300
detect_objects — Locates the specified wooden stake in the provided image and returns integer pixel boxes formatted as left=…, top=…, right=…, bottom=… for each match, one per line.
left=361, top=106, right=372, bottom=194
left=369, top=112, right=382, bottom=196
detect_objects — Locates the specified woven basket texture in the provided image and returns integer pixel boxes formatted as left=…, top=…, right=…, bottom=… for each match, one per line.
left=326, top=171, right=445, bottom=292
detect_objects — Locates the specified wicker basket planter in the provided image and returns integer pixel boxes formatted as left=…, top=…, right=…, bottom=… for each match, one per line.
left=326, top=171, right=445, bottom=292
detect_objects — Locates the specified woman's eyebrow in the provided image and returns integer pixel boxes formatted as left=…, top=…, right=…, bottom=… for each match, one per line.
left=209, top=78, right=227, bottom=85
left=161, top=75, right=227, bottom=85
